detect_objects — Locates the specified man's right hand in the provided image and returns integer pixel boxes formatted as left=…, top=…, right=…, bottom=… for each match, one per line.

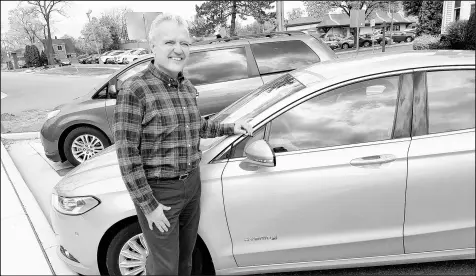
left=145, top=203, right=171, bottom=232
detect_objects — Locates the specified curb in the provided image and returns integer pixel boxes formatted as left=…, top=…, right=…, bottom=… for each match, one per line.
left=0, top=140, right=76, bottom=275
left=1, top=132, right=40, bottom=140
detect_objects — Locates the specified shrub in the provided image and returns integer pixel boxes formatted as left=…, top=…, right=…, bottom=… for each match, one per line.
left=445, top=20, right=468, bottom=49
left=40, top=50, right=48, bottom=66
left=413, top=34, right=442, bottom=50
left=465, top=12, right=476, bottom=50
left=30, top=45, right=40, bottom=67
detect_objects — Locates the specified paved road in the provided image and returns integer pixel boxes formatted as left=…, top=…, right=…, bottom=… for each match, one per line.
left=0, top=72, right=109, bottom=114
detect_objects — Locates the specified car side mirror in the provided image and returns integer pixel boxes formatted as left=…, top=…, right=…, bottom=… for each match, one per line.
left=242, top=140, right=276, bottom=167
left=108, top=79, right=118, bottom=98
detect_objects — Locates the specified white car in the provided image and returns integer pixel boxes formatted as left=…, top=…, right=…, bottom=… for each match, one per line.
left=119, top=48, right=149, bottom=64
left=100, top=50, right=126, bottom=64
left=51, top=50, right=475, bottom=275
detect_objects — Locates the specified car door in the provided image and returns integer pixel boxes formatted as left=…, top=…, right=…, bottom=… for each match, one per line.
left=250, top=40, right=322, bottom=84
left=221, top=73, right=414, bottom=266
left=404, top=68, right=475, bottom=253
left=183, top=46, right=263, bottom=117
left=105, top=60, right=151, bottom=133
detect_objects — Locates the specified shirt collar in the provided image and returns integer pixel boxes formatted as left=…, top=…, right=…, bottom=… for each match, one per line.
left=148, top=60, right=185, bottom=87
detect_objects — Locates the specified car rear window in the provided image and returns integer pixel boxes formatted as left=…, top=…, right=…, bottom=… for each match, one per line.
left=184, top=47, right=248, bottom=86
left=250, top=40, right=320, bottom=75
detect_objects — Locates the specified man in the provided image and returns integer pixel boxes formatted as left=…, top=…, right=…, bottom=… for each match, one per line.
left=113, top=13, right=252, bottom=275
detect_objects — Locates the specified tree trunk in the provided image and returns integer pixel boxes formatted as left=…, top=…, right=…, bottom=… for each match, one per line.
left=46, top=18, right=54, bottom=66
left=230, top=1, right=237, bottom=36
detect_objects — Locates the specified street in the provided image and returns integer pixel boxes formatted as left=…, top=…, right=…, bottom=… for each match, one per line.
left=0, top=72, right=109, bottom=114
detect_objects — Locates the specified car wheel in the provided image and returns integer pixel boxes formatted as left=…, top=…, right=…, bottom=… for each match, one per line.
left=106, top=222, right=212, bottom=276
left=406, top=37, right=413, bottom=43
left=63, top=126, right=110, bottom=166
left=363, top=41, right=370, bottom=47
left=342, top=43, right=349, bottom=49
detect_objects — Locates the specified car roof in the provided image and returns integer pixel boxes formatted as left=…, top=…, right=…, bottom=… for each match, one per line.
left=295, top=50, right=475, bottom=87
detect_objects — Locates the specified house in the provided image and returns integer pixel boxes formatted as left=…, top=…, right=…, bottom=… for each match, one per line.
left=441, top=0, right=475, bottom=34
left=41, top=37, right=77, bottom=59
left=315, top=11, right=416, bottom=39
left=285, top=17, right=321, bottom=31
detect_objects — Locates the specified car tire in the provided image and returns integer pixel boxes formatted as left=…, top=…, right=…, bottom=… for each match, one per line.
left=106, top=222, right=213, bottom=276
left=63, top=126, right=110, bottom=167
left=363, top=41, right=370, bottom=47
left=406, top=36, right=413, bottom=43
left=342, top=43, right=349, bottom=49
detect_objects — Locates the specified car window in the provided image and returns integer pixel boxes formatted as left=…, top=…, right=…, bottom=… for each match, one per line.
left=183, top=47, right=248, bottom=86
left=250, top=40, right=320, bottom=75
left=427, top=70, right=475, bottom=134
left=268, top=76, right=400, bottom=153
left=111, top=61, right=150, bottom=99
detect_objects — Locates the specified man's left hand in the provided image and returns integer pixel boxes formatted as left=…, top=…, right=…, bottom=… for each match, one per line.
left=233, top=121, right=253, bottom=136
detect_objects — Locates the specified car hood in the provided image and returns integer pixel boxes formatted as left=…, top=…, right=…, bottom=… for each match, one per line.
left=54, top=136, right=227, bottom=194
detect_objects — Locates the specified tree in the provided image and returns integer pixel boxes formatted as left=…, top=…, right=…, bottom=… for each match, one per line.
left=303, top=1, right=332, bottom=19
left=30, top=44, right=40, bottom=66
left=8, top=6, right=45, bottom=45
left=465, top=11, right=475, bottom=50
left=24, top=45, right=32, bottom=67
left=303, top=1, right=390, bottom=20
left=109, top=26, right=121, bottom=51
left=415, top=1, right=443, bottom=36
left=287, top=7, right=305, bottom=21
left=79, top=17, right=112, bottom=53
left=196, top=1, right=275, bottom=37
left=188, top=15, right=215, bottom=38
left=402, top=0, right=423, bottom=17
left=40, top=50, right=48, bottom=65
left=99, top=7, right=133, bottom=43
left=24, top=1, right=69, bottom=65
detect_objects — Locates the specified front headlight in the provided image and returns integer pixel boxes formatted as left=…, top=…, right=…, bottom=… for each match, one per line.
left=47, top=110, right=60, bottom=119
left=52, top=194, right=100, bottom=215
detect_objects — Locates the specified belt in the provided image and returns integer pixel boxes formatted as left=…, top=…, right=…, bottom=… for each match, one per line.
left=159, top=172, right=190, bottom=181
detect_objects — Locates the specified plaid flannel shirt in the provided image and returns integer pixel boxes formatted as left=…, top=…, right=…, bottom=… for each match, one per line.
left=113, top=61, right=235, bottom=215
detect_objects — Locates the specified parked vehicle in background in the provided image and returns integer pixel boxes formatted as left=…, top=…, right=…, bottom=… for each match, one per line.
left=359, top=34, right=381, bottom=47
left=337, top=36, right=355, bottom=49
left=120, top=48, right=149, bottom=64
left=375, top=31, right=415, bottom=44
left=113, top=50, right=134, bottom=64
left=324, top=40, right=340, bottom=50
left=100, top=50, right=126, bottom=64
left=40, top=31, right=336, bottom=166
left=54, top=57, right=71, bottom=66
left=77, top=54, right=89, bottom=64
left=84, top=54, right=100, bottom=64
left=51, top=50, right=475, bottom=276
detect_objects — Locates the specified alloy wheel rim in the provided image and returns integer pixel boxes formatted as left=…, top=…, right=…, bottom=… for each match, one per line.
left=119, top=233, right=148, bottom=276
left=71, top=134, right=104, bottom=163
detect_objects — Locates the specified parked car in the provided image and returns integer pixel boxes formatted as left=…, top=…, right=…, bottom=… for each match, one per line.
left=84, top=54, right=100, bottom=64
left=55, top=57, right=71, bottom=66
left=337, top=35, right=381, bottom=49
left=119, top=48, right=149, bottom=64
left=113, top=49, right=135, bottom=64
left=389, top=31, right=416, bottom=43
left=100, top=50, right=126, bottom=64
left=324, top=40, right=340, bottom=50
left=51, top=50, right=475, bottom=276
left=40, top=31, right=336, bottom=166
left=77, top=54, right=89, bottom=64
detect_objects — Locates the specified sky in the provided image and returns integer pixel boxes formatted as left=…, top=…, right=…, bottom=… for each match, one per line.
left=1, top=1, right=306, bottom=38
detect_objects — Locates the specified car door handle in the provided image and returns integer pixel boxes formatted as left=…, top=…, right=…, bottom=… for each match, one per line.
left=350, top=154, right=396, bottom=166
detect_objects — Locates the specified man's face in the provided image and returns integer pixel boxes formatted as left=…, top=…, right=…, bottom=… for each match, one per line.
left=150, top=20, right=191, bottom=78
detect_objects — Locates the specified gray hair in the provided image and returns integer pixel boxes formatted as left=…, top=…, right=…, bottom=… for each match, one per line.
left=148, top=13, right=190, bottom=43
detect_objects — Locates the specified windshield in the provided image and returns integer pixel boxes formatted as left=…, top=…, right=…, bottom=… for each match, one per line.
left=111, top=51, right=124, bottom=56
left=130, top=49, right=142, bottom=54
left=212, top=74, right=306, bottom=124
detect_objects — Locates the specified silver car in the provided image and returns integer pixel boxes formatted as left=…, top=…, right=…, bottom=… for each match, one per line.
left=51, top=50, right=475, bottom=276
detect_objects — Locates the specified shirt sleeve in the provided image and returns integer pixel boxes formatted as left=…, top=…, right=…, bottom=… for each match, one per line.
left=113, top=80, right=159, bottom=215
left=199, top=117, right=235, bottom=138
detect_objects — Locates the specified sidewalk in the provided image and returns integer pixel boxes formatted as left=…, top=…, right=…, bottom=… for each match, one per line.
left=1, top=153, right=53, bottom=275
left=1, top=139, right=77, bottom=275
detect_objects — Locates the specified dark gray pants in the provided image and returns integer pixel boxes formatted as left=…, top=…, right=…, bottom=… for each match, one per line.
left=135, top=168, right=201, bottom=275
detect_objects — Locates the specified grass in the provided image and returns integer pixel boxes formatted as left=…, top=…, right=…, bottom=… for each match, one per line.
left=1, top=109, right=50, bottom=133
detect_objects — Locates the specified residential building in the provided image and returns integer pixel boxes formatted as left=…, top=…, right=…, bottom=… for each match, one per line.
left=41, top=37, right=77, bottom=59
left=315, top=11, right=415, bottom=39
left=441, top=0, right=475, bottom=34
